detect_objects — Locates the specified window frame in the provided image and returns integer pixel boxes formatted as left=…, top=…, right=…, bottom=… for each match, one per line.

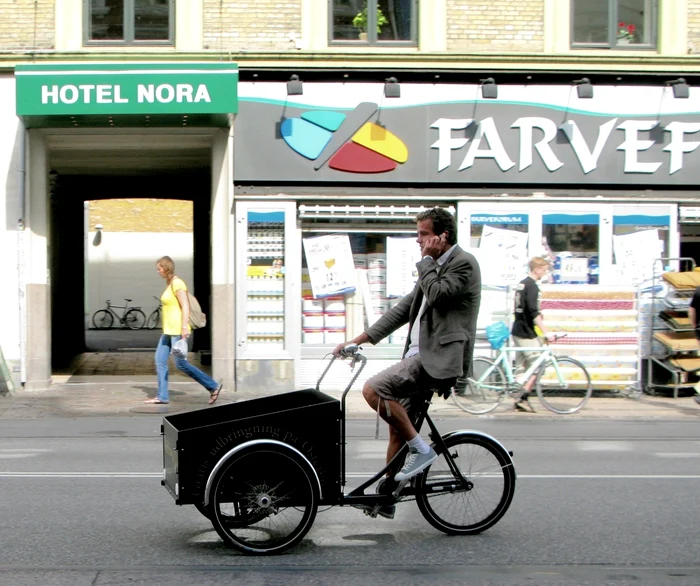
left=570, top=0, right=658, bottom=50
left=84, top=0, right=176, bottom=46
left=328, top=0, right=418, bottom=47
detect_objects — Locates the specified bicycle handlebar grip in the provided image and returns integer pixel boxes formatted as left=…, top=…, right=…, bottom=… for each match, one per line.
left=340, top=343, right=359, bottom=357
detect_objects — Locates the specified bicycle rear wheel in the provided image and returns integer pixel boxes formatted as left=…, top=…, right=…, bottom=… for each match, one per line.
left=415, top=432, right=516, bottom=535
left=535, top=356, right=592, bottom=414
left=92, top=309, right=113, bottom=329
left=124, top=308, right=146, bottom=330
left=452, top=357, right=505, bottom=415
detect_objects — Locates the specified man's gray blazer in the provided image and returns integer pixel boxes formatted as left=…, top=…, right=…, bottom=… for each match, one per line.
left=365, top=245, right=481, bottom=380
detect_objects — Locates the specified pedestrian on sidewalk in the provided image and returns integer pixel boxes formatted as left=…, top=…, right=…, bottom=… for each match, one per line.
left=687, top=284, right=700, bottom=405
left=511, top=256, right=556, bottom=411
left=333, top=207, right=481, bottom=518
left=145, top=256, right=222, bottom=405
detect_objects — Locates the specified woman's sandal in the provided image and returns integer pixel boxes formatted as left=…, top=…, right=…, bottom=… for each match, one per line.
left=208, top=383, right=223, bottom=405
left=144, top=398, right=169, bottom=404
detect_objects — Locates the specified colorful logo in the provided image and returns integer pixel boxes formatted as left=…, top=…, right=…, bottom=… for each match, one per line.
left=281, top=102, right=408, bottom=174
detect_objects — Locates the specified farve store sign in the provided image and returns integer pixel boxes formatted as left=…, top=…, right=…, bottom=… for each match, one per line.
left=15, top=63, right=238, bottom=117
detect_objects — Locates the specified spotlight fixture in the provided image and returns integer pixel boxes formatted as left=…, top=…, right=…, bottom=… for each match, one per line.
left=666, top=78, right=690, bottom=99
left=573, top=78, right=593, bottom=99
left=480, top=77, right=498, bottom=99
left=384, top=77, right=400, bottom=98
left=287, top=74, right=303, bottom=96
left=93, top=223, right=103, bottom=247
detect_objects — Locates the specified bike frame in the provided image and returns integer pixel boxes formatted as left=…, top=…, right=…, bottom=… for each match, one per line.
left=315, top=353, right=471, bottom=509
left=104, top=300, right=136, bottom=323
left=477, top=345, right=567, bottom=391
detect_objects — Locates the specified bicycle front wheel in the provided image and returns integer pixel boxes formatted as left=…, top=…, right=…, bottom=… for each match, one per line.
left=124, top=308, right=146, bottom=330
left=415, top=432, right=516, bottom=535
left=452, top=357, right=505, bottom=415
left=146, top=309, right=160, bottom=330
left=92, top=310, right=113, bottom=329
left=210, top=444, right=319, bottom=555
left=535, top=356, right=592, bottom=414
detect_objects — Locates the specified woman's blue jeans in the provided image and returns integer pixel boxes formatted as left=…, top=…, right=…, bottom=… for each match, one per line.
left=155, top=334, right=217, bottom=402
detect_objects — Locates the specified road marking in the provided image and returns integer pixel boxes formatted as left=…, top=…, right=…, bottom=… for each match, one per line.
left=654, top=453, right=700, bottom=458
left=0, top=472, right=698, bottom=480
left=0, top=448, right=51, bottom=459
left=0, top=472, right=159, bottom=478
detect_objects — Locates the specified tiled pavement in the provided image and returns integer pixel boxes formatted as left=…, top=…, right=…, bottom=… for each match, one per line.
left=1, top=351, right=699, bottom=420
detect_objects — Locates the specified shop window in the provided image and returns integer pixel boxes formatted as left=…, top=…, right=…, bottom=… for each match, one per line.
left=543, top=214, right=599, bottom=284
left=299, top=204, right=450, bottom=346
left=245, top=211, right=286, bottom=348
left=330, top=0, right=417, bottom=45
left=86, top=0, right=174, bottom=45
left=571, top=0, right=657, bottom=50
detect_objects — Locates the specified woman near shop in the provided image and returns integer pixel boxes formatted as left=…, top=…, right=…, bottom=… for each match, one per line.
left=145, top=256, right=222, bottom=405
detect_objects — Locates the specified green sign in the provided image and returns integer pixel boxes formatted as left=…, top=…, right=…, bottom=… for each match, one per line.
left=15, top=62, right=238, bottom=119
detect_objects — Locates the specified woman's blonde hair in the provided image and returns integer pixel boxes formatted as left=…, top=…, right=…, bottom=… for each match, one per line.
left=157, top=256, right=175, bottom=278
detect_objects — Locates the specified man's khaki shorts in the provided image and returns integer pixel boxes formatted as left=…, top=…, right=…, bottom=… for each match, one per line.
left=366, top=354, right=455, bottom=419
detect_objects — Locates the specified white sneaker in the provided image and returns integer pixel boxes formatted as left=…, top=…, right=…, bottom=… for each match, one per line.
left=394, top=447, right=437, bottom=482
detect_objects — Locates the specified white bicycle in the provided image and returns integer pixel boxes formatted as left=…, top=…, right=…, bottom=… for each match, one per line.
left=454, top=337, right=593, bottom=415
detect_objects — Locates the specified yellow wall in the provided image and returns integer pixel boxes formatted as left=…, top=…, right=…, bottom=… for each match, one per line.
left=88, top=199, right=193, bottom=233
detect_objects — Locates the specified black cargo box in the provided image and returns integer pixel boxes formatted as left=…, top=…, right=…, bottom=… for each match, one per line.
left=162, top=389, right=341, bottom=505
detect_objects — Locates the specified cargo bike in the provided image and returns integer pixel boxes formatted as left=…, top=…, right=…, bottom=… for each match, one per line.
left=161, top=345, right=516, bottom=555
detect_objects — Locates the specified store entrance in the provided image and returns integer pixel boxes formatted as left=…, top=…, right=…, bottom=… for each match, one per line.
left=49, top=171, right=212, bottom=377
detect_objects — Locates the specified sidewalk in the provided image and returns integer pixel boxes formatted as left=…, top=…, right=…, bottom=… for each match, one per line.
left=1, top=378, right=699, bottom=420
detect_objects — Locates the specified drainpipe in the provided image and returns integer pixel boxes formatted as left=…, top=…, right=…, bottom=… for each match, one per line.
left=17, top=123, right=27, bottom=385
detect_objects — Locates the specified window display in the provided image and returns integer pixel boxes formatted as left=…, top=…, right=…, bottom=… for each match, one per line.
left=245, top=211, right=285, bottom=347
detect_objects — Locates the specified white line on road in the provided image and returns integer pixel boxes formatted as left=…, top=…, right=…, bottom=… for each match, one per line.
left=0, top=472, right=159, bottom=478
left=1, top=472, right=699, bottom=479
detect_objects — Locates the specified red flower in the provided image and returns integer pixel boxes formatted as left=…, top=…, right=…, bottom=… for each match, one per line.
left=618, top=21, right=626, bottom=28
left=627, top=24, right=636, bottom=33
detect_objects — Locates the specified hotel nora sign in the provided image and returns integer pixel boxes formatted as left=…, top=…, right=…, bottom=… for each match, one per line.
left=15, top=63, right=238, bottom=118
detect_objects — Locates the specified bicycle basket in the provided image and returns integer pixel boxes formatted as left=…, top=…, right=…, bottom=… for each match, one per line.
left=485, top=321, right=510, bottom=350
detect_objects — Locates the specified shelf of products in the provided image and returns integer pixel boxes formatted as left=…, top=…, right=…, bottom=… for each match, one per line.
left=645, top=258, right=699, bottom=398
left=245, top=217, right=285, bottom=346
left=539, top=285, right=640, bottom=391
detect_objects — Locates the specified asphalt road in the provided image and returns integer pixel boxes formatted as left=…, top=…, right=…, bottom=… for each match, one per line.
left=0, top=417, right=698, bottom=585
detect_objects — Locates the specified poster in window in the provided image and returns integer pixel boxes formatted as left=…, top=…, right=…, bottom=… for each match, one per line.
left=477, top=226, right=529, bottom=285
left=386, top=237, right=421, bottom=297
left=613, top=229, right=663, bottom=286
left=302, top=234, right=356, bottom=298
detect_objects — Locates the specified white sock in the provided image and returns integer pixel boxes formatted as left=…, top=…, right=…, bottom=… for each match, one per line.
left=407, top=435, right=430, bottom=454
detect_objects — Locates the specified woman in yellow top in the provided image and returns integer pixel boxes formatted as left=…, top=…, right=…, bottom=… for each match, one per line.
left=144, top=256, right=222, bottom=405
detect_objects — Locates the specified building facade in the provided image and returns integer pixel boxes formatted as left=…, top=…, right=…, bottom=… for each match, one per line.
left=1, top=1, right=699, bottom=392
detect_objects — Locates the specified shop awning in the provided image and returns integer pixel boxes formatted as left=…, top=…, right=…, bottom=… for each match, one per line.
left=15, top=62, right=238, bottom=128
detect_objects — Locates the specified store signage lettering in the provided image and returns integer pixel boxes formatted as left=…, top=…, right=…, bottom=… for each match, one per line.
left=431, top=117, right=700, bottom=175
left=15, top=63, right=239, bottom=120
left=41, top=83, right=212, bottom=105
left=471, top=215, right=526, bottom=224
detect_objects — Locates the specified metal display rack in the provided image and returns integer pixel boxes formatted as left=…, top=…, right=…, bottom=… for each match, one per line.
left=645, top=257, right=699, bottom=398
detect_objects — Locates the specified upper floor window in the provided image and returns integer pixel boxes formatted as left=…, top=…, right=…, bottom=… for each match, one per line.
left=571, top=0, right=657, bottom=49
left=86, top=0, right=174, bottom=45
left=330, top=0, right=417, bottom=45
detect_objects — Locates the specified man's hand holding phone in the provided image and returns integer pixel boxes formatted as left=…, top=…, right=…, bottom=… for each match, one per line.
left=421, top=232, right=447, bottom=260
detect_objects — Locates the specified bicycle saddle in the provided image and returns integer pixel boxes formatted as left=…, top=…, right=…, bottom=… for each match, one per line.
left=124, top=298, right=132, bottom=302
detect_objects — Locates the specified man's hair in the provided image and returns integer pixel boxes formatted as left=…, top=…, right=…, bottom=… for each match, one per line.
left=415, top=207, right=457, bottom=245
left=157, top=256, right=175, bottom=277
left=529, top=256, right=550, bottom=271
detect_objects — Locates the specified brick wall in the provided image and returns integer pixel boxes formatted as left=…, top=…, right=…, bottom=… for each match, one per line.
left=202, top=0, right=301, bottom=52
left=88, top=199, right=193, bottom=233
left=0, top=0, right=54, bottom=50
left=689, top=1, right=700, bottom=53
left=446, top=0, right=544, bottom=52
